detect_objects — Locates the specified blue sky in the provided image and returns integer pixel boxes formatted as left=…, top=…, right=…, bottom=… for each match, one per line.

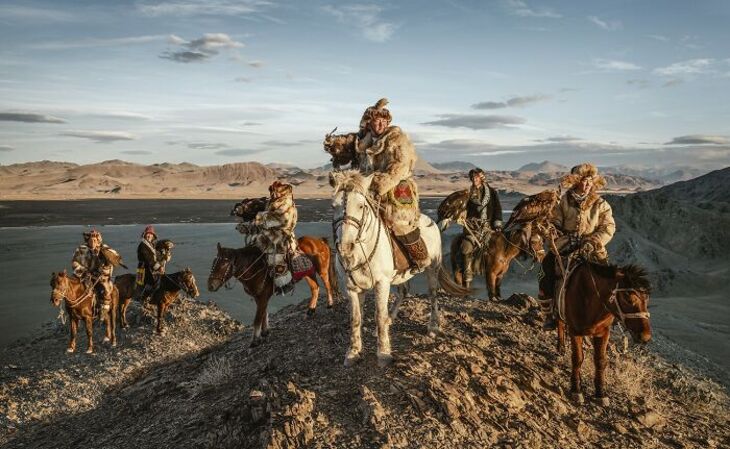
left=1, top=0, right=729, bottom=169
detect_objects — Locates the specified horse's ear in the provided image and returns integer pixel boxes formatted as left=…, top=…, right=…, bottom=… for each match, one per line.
left=61, top=270, right=67, bottom=277
left=330, top=171, right=344, bottom=188
left=216, top=242, right=222, bottom=252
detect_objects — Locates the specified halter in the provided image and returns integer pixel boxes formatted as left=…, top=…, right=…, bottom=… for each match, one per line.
left=332, top=187, right=381, bottom=288
left=209, top=251, right=267, bottom=290
left=587, top=267, right=650, bottom=328
left=163, top=272, right=197, bottom=298
left=52, top=276, right=98, bottom=308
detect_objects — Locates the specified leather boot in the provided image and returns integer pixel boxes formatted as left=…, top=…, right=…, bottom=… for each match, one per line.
left=462, top=254, right=474, bottom=289
left=396, top=230, right=429, bottom=274
left=538, top=293, right=557, bottom=330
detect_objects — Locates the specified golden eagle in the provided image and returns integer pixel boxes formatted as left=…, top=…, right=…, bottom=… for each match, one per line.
left=437, top=189, right=469, bottom=232
left=504, top=189, right=560, bottom=230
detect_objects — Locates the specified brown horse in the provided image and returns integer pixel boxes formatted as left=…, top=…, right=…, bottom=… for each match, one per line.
left=114, top=273, right=136, bottom=328
left=208, top=236, right=337, bottom=346
left=49, top=271, right=119, bottom=353
left=450, top=224, right=544, bottom=300
left=151, top=268, right=200, bottom=335
left=556, top=262, right=652, bottom=404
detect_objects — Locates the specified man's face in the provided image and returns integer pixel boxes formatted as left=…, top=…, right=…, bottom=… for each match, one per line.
left=575, top=176, right=594, bottom=194
left=145, top=233, right=154, bottom=242
left=471, top=173, right=485, bottom=187
left=369, top=117, right=388, bottom=136
left=88, top=235, right=101, bottom=250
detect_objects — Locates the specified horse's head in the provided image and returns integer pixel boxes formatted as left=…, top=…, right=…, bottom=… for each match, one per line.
left=331, top=170, right=375, bottom=261
left=208, top=243, right=236, bottom=292
left=180, top=267, right=200, bottom=299
left=614, top=265, right=652, bottom=344
left=49, top=270, right=70, bottom=307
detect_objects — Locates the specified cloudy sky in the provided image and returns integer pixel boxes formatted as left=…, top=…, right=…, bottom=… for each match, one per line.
left=1, top=0, right=729, bottom=170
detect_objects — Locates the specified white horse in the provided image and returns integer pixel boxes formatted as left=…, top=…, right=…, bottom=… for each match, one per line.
left=331, top=170, right=470, bottom=367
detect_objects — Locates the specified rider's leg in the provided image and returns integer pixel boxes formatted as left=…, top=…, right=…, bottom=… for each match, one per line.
left=539, top=252, right=557, bottom=330
left=461, top=237, right=475, bottom=289
left=395, top=228, right=429, bottom=274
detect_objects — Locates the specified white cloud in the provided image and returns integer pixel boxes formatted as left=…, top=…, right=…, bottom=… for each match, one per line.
left=472, top=94, right=550, bottom=110
left=422, top=114, right=526, bottom=130
left=29, top=35, right=169, bottom=50
left=592, top=58, right=642, bottom=71
left=61, top=130, right=136, bottom=143
left=137, top=0, right=273, bottom=16
left=160, top=33, right=244, bottom=63
left=0, top=5, right=76, bottom=22
left=648, top=34, right=669, bottom=42
left=653, top=59, right=714, bottom=76
left=505, top=0, right=562, bottom=19
left=322, top=4, right=397, bottom=43
left=588, top=16, right=622, bottom=31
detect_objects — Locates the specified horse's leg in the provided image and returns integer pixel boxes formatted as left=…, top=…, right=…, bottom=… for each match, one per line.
left=155, top=298, right=165, bottom=335
left=261, top=310, right=270, bottom=337
left=556, top=320, right=566, bottom=355
left=375, top=282, right=393, bottom=367
left=103, top=306, right=112, bottom=343
left=67, top=317, right=78, bottom=353
left=428, top=293, right=441, bottom=337
left=570, top=335, right=584, bottom=403
left=344, top=290, right=364, bottom=367
left=593, top=333, right=610, bottom=405
left=319, top=257, right=334, bottom=309
left=121, top=297, right=130, bottom=328
left=304, top=276, right=320, bottom=316
left=495, top=271, right=506, bottom=301
left=110, top=294, right=117, bottom=347
left=250, top=296, right=267, bottom=347
left=84, top=315, right=94, bottom=354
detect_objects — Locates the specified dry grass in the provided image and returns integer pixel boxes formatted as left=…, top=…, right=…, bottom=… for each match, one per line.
left=183, top=355, right=233, bottom=398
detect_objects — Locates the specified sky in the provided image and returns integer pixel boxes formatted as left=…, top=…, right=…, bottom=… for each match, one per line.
left=0, top=0, right=729, bottom=170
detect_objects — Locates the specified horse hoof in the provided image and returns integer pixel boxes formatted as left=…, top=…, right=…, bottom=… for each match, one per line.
left=571, top=392, right=584, bottom=404
left=327, top=303, right=333, bottom=309
left=103, top=337, right=110, bottom=343
left=261, top=329, right=270, bottom=338
left=112, top=341, right=118, bottom=348
left=427, top=325, right=440, bottom=338
left=66, top=348, right=75, bottom=353
left=250, top=339, right=262, bottom=348
left=344, top=352, right=361, bottom=367
left=86, top=348, right=94, bottom=354
left=306, top=308, right=316, bottom=317
left=377, top=353, right=394, bottom=368
left=596, top=396, right=610, bottom=407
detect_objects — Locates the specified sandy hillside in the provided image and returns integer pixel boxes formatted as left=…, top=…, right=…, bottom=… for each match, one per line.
left=0, top=159, right=661, bottom=200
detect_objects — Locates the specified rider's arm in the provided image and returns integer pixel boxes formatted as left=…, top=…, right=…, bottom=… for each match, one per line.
left=371, top=133, right=416, bottom=197
left=138, top=243, right=160, bottom=271
left=584, top=200, right=616, bottom=250
left=71, top=248, right=87, bottom=277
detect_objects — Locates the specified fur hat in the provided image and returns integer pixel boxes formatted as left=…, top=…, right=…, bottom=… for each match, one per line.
left=269, top=180, right=293, bottom=198
left=560, top=163, right=607, bottom=191
left=359, top=98, right=392, bottom=131
left=468, top=168, right=486, bottom=181
left=142, top=225, right=157, bottom=239
left=83, top=228, right=102, bottom=242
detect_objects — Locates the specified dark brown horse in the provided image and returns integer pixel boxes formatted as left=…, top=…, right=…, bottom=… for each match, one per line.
left=450, top=224, right=544, bottom=300
left=49, top=271, right=119, bottom=353
left=151, top=268, right=200, bottom=335
left=114, top=273, right=136, bottom=328
left=556, top=262, right=652, bottom=404
left=208, top=236, right=337, bottom=346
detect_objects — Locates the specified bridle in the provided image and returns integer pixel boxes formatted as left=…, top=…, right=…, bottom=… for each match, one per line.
left=164, top=272, right=198, bottom=298
left=209, top=251, right=266, bottom=290
left=52, top=276, right=97, bottom=308
left=588, top=267, right=650, bottom=328
left=332, top=187, right=381, bottom=287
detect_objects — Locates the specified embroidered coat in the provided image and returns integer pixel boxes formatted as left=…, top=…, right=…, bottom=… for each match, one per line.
left=465, top=184, right=503, bottom=229
left=357, top=125, right=420, bottom=235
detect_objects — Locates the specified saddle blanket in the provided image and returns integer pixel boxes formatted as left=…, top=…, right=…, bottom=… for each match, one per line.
left=290, top=253, right=315, bottom=281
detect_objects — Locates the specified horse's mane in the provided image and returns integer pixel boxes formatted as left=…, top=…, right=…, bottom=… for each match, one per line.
left=333, top=169, right=368, bottom=192
left=588, top=262, right=652, bottom=293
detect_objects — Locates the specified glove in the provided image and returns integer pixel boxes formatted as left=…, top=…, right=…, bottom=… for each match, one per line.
left=580, top=241, right=595, bottom=256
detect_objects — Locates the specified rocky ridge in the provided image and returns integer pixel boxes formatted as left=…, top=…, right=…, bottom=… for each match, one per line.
left=2, top=293, right=727, bottom=448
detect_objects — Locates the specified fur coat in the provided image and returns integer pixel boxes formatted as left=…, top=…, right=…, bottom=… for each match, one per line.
left=357, top=126, right=420, bottom=235
left=552, top=190, right=615, bottom=261
left=255, top=190, right=298, bottom=253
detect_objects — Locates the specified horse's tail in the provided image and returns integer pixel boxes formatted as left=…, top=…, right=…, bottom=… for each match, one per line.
left=437, top=263, right=472, bottom=297
left=322, top=237, right=341, bottom=299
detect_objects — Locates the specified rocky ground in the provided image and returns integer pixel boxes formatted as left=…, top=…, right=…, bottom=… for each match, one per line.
left=1, top=292, right=727, bottom=449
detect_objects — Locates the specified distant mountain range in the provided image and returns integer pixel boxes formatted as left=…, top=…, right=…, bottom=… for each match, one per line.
left=1, top=158, right=697, bottom=200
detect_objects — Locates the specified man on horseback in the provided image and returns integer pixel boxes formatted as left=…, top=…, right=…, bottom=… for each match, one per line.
left=459, top=168, right=503, bottom=288
left=71, top=228, right=116, bottom=311
left=351, top=98, right=429, bottom=274
left=540, top=163, right=615, bottom=330
left=134, top=225, right=163, bottom=302
left=253, top=180, right=299, bottom=294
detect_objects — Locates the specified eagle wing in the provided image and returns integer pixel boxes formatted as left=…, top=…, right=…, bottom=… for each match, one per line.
left=505, top=189, right=560, bottom=229
left=437, top=189, right=469, bottom=232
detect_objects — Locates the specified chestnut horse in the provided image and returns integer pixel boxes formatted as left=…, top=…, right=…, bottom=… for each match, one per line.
left=207, top=236, right=337, bottom=346
left=450, top=224, right=544, bottom=300
left=556, top=262, right=652, bottom=404
left=151, top=268, right=200, bottom=335
left=49, top=271, right=119, bottom=353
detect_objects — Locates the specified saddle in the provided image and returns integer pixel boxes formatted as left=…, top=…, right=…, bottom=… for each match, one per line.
left=387, top=231, right=412, bottom=274
left=289, top=251, right=315, bottom=281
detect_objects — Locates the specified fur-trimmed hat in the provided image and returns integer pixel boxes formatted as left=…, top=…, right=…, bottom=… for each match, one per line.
left=269, top=180, right=293, bottom=198
left=560, top=163, right=607, bottom=191
left=142, top=225, right=157, bottom=239
left=468, top=167, right=486, bottom=181
left=83, top=228, right=102, bottom=242
left=359, top=98, right=392, bottom=131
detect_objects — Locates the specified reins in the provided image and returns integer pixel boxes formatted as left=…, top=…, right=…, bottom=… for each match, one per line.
left=587, top=265, right=650, bottom=329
